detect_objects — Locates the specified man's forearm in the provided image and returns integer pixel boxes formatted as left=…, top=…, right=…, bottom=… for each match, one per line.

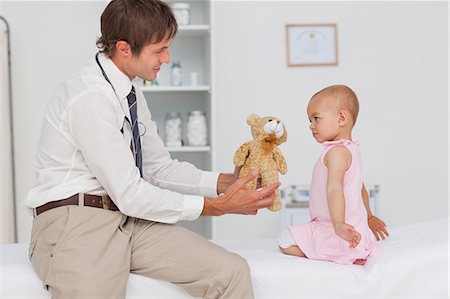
left=201, top=196, right=225, bottom=216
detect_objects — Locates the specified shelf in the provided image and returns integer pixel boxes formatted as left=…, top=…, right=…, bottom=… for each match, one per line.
left=178, top=25, right=210, bottom=37
left=165, top=146, right=211, bottom=152
left=141, top=85, right=210, bottom=92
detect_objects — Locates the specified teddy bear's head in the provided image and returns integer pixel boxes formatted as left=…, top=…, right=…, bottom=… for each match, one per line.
left=247, top=113, right=287, bottom=145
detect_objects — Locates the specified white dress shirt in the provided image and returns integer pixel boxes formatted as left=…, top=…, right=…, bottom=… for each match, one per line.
left=25, top=53, right=219, bottom=223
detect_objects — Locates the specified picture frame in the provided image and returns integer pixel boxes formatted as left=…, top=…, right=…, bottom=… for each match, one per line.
left=286, top=24, right=338, bottom=67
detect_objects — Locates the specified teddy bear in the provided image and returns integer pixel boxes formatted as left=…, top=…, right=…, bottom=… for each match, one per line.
left=233, top=113, right=287, bottom=211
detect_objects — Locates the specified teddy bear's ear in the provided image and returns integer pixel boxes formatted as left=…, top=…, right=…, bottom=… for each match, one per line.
left=246, top=113, right=260, bottom=125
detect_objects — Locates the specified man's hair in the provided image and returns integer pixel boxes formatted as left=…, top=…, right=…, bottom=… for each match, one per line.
left=312, top=85, right=360, bottom=124
left=96, top=0, right=177, bottom=57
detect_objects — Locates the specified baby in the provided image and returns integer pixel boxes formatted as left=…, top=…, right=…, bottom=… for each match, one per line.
left=278, top=85, right=378, bottom=265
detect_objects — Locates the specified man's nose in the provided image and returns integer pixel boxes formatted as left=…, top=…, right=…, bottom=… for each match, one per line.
left=162, top=50, right=170, bottom=64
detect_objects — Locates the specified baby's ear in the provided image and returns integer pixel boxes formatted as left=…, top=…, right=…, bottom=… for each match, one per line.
left=246, top=113, right=260, bottom=125
left=338, top=109, right=349, bottom=126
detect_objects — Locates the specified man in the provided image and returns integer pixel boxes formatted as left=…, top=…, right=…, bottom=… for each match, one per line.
left=25, top=0, right=279, bottom=298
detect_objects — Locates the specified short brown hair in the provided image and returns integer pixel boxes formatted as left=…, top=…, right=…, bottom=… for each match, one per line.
left=312, top=85, right=360, bottom=124
left=96, top=0, right=177, bottom=57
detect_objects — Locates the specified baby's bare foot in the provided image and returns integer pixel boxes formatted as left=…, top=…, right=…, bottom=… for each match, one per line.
left=353, top=259, right=366, bottom=265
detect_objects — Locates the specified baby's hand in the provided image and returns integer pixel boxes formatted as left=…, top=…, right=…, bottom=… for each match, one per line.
left=368, top=216, right=389, bottom=241
left=335, top=223, right=361, bottom=248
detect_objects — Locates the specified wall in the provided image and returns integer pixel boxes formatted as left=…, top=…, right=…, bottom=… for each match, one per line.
left=211, top=1, right=448, bottom=239
left=2, top=1, right=106, bottom=242
left=2, top=1, right=448, bottom=242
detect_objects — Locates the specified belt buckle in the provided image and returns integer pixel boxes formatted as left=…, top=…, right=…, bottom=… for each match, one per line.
left=101, top=195, right=111, bottom=210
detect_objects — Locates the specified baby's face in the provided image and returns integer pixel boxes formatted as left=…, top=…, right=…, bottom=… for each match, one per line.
left=307, top=96, right=341, bottom=143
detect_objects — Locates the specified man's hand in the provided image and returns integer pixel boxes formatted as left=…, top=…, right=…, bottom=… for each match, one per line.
left=334, top=223, right=361, bottom=248
left=203, top=171, right=280, bottom=216
left=368, top=216, right=389, bottom=240
left=216, top=166, right=241, bottom=194
left=216, top=166, right=262, bottom=194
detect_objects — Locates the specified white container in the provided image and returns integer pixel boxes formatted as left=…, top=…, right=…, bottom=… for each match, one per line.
left=165, top=112, right=183, bottom=147
left=186, top=111, right=207, bottom=146
left=171, top=3, right=190, bottom=25
left=190, top=72, right=198, bottom=86
left=171, top=60, right=182, bottom=86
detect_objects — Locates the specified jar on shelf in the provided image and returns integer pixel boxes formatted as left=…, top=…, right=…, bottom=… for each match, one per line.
left=170, top=2, right=190, bottom=25
left=186, top=111, right=207, bottom=146
left=171, top=60, right=182, bottom=86
left=165, top=112, right=183, bottom=147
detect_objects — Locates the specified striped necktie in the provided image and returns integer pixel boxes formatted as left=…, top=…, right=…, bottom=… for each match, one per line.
left=127, top=86, right=143, bottom=177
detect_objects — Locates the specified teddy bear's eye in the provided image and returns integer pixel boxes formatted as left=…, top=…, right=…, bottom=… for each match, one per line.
left=268, top=119, right=273, bottom=122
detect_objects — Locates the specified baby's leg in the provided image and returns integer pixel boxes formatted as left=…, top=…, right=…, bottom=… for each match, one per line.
left=280, top=246, right=306, bottom=257
left=278, top=228, right=306, bottom=258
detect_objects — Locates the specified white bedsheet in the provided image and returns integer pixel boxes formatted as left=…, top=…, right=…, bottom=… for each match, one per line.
left=1, top=218, right=448, bottom=298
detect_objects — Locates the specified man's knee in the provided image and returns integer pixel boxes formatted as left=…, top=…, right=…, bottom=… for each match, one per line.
left=212, top=253, right=253, bottom=298
left=229, top=253, right=251, bottom=276
left=218, top=253, right=252, bottom=287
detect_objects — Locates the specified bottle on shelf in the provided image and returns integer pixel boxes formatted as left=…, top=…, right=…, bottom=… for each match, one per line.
left=164, top=112, right=183, bottom=147
left=171, top=60, right=183, bottom=86
left=190, top=72, right=199, bottom=86
left=186, top=110, right=208, bottom=146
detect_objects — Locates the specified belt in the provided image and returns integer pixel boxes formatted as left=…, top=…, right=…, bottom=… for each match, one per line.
left=35, top=193, right=119, bottom=216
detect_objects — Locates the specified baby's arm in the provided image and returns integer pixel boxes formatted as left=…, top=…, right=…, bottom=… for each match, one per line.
left=324, top=147, right=361, bottom=248
left=362, top=184, right=389, bottom=240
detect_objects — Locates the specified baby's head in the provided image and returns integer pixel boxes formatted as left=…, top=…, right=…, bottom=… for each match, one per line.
left=307, top=85, right=359, bottom=142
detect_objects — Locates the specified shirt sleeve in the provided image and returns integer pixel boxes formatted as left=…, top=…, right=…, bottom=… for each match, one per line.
left=137, top=90, right=220, bottom=198
left=65, top=91, right=205, bottom=223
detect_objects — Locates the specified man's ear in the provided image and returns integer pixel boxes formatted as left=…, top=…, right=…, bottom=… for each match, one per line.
left=338, top=109, right=348, bottom=126
left=115, top=41, right=131, bottom=57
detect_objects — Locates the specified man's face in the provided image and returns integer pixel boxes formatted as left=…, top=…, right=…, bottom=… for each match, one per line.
left=130, top=37, right=172, bottom=81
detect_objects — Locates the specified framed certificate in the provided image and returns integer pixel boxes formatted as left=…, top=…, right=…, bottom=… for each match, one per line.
left=286, top=24, right=338, bottom=67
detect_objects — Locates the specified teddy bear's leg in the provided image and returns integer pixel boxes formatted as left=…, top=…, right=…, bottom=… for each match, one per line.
left=239, top=166, right=258, bottom=191
left=269, top=189, right=282, bottom=212
left=261, top=170, right=282, bottom=211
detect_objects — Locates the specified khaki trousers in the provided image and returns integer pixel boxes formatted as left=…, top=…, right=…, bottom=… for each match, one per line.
left=29, top=206, right=254, bottom=299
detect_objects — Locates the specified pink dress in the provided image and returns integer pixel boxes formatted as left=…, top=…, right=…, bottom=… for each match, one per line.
left=289, top=139, right=378, bottom=264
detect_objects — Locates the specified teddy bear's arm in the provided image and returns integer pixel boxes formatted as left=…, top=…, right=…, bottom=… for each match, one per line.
left=273, top=147, right=288, bottom=175
left=233, top=142, right=251, bottom=167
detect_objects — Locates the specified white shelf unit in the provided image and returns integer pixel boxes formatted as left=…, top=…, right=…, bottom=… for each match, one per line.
left=165, top=146, right=211, bottom=152
left=177, top=24, right=210, bottom=37
left=142, top=0, right=213, bottom=238
left=141, top=85, right=210, bottom=92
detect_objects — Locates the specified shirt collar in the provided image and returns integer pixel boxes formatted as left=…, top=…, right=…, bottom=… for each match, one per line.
left=97, top=52, right=133, bottom=100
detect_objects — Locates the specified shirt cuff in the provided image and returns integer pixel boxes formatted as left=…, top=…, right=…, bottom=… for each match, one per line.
left=199, top=171, right=221, bottom=197
left=179, top=195, right=204, bottom=221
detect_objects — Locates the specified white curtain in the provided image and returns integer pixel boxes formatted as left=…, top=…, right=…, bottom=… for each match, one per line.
left=1, top=15, right=15, bottom=244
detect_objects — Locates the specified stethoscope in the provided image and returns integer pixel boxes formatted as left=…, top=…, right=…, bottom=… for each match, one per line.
left=95, top=52, right=146, bottom=137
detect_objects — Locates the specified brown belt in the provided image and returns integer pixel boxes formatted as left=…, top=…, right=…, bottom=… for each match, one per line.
left=35, top=194, right=119, bottom=216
